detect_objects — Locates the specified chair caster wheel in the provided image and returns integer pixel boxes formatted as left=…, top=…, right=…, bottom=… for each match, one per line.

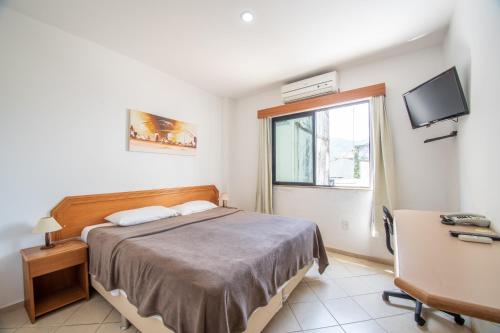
left=415, top=315, right=426, bottom=326
left=455, top=316, right=465, bottom=325
left=382, top=292, right=389, bottom=302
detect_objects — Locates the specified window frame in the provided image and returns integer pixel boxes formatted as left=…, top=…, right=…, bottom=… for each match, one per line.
left=271, top=100, right=372, bottom=189
left=272, top=111, right=316, bottom=186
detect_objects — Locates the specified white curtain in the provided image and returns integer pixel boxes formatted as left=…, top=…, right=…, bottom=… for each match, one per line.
left=255, top=118, right=273, bottom=214
left=371, top=96, right=396, bottom=236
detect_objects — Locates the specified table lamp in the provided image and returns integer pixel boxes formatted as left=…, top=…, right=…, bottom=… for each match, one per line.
left=220, top=193, right=229, bottom=207
left=33, top=217, right=62, bottom=250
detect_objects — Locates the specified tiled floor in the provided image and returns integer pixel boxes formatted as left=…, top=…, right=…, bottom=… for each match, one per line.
left=0, top=294, right=137, bottom=333
left=264, top=252, right=473, bottom=333
left=0, top=252, right=473, bottom=333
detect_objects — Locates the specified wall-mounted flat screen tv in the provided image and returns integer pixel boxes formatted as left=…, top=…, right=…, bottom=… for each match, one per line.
left=403, top=67, right=469, bottom=129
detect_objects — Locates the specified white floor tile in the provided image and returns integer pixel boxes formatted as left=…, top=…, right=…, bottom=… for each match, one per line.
left=343, top=262, right=381, bottom=276
left=352, top=292, right=413, bottom=318
left=302, top=326, right=344, bottom=333
left=426, top=308, right=472, bottom=328
left=376, top=312, right=472, bottom=333
left=54, top=324, right=100, bottom=333
left=357, top=274, right=397, bottom=292
left=342, top=320, right=386, bottom=333
left=64, top=298, right=112, bottom=325
left=103, top=310, right=121, bottom=324
left=0, top=329, right=15, bottom=333
left=13, top=327, right=56, bottom=333
left=290, top=301, right=338, bottom=330
left=263, top=303, right=301, bottom=333
left=333, top=277, right=378, bottom=296
left=322, top=298, right=371, bottom=325
left=288, top=284, right=320, bottom=303
left=95, top=323, right=137, bottom=333
left=325, top=264, right=357, bottom=279
left=24, top=302, right=82, bottom=327
left=307, top=279, right=348, bottom=301
left=0, top=305, right=30, bottom=328
left=334, top=273, right=397, bottom=296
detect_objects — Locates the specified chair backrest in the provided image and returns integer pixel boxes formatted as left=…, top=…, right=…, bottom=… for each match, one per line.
left=383, top=206, right=394, bottom=233
left=382, top=205, right=394, bottom=255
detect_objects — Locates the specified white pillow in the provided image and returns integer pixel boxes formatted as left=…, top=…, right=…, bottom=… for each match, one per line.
left=105, top=206, right=178, bottom=226
left=171, top=200, right=217, bottom=216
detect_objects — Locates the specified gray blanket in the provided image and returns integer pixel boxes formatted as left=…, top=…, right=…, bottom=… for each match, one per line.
left=88, top=208, right=328, bottom=333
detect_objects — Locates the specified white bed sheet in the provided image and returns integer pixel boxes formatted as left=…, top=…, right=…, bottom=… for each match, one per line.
left=80, top=222, right=115, bottom=243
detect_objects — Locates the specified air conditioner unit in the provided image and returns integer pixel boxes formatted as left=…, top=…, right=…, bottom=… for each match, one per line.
left=281, top=71, right=338, bottom=103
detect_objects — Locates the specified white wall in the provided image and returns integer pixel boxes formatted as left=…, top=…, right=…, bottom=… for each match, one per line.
left=445, top=5, right=500, bottom=329
left=0, top=8, right=224, bottom=308
left=228, top=45, right=458, bottom=261
left=444, top=0, right=500, bottom=232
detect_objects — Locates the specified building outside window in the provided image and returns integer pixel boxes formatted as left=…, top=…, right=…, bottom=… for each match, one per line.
left=272, top=100, right=371, bottom=188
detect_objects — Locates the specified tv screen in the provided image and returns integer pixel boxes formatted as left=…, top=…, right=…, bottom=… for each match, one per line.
left=403, top=67, right=469, bottom=129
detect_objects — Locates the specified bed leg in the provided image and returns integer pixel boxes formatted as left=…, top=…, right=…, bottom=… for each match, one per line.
left=120, top=315, right=131, bottom=330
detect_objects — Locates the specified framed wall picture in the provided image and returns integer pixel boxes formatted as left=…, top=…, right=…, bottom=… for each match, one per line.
left=128, top=109, right=197, bottom=155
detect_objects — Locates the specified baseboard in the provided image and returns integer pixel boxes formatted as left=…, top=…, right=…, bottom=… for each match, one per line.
left=471, top=318, right=500, bottom=333
left=325, top=246, right=393, bottom=266
left=0, top=300, right=24, bottom=312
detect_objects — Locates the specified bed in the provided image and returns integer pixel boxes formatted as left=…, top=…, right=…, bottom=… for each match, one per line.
left=51, top=185, right=328, bottom=333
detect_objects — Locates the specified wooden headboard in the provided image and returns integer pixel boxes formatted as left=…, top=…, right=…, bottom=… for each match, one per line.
left=51, top=185, right=219, bottom=241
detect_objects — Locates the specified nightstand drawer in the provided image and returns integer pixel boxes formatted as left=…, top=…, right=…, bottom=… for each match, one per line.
left=29, top=248, right=87, bottom=277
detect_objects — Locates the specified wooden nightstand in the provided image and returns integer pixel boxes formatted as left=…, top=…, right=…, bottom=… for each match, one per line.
left=20, top=239, right=89, bottom=323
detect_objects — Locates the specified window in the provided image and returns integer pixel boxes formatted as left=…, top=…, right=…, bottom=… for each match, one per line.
left=273, top=112, right=315, bottom=185
left=272, top=100, right=371, bottom=188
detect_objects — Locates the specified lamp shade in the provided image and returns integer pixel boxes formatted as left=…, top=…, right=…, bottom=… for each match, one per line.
left=220, top=193, right=229, bottom=201
left=33, top=217, right=62, bottom=234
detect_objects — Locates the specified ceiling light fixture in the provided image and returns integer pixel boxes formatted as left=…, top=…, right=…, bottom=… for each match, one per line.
left=240, top=11, right=254, bottom=23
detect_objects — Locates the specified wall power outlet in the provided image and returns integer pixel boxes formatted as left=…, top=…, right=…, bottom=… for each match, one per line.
left=341, top=220, right=349, bottom=230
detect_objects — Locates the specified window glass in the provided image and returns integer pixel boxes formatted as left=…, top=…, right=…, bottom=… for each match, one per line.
left=272, top=100, right=371, bottom=188
left=273, top=114, right=314, bottom=184
left=316, top=101, right=370, bottom=187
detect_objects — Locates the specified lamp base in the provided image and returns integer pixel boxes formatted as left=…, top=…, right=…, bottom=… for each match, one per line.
left=40, top=243, right=56, bottom=250
left=40, top=232, right=55, bottom=250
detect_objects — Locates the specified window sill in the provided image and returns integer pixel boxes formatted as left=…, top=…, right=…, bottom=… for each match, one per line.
left=273, top=184, right=373, bottom=191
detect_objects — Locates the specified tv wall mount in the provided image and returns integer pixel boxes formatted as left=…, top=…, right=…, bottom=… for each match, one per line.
left=424, top=130, right=458, bottom=143
left=423, top=117, right=459, bottom=143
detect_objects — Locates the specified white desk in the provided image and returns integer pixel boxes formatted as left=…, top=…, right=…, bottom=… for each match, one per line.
left=393, top=210, right=500, bottom=323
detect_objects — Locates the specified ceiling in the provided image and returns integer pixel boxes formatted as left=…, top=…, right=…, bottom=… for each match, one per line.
left=5, top=0, right=457, bottom=98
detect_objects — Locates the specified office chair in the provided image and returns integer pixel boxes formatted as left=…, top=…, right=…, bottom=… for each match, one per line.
left=381, top=206, right=465, bottom=326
